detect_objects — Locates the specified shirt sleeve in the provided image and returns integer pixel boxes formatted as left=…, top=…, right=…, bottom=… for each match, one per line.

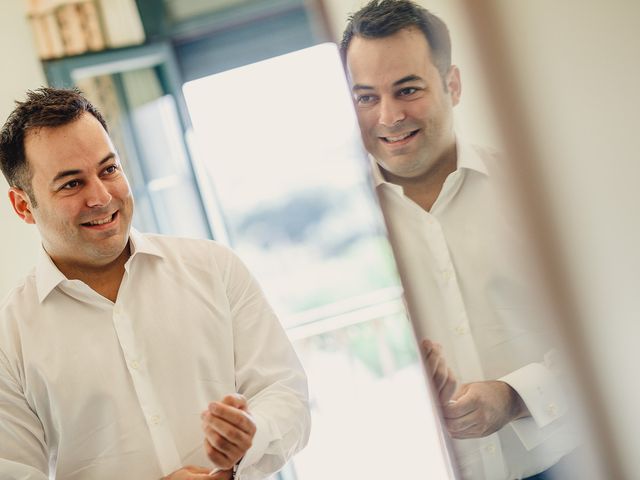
left=220, top=248, right=311, bottom=480
left=499, top=350, right=573, bottom=450
left=0, top=348, right=49, bottom=479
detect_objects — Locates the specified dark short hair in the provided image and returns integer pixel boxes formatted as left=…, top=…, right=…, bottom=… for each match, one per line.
left=340, top=0, right=452, bottom=81
left=0, top=87, right=108, bottom=204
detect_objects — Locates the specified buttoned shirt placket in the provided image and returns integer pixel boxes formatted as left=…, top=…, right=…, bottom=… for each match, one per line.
left=110, top=257, right=183, bottom=474
left=381, top=167, right=509, bottom=479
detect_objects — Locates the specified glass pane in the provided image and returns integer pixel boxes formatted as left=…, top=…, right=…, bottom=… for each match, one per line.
left=184, top=43, right=455, bottom=479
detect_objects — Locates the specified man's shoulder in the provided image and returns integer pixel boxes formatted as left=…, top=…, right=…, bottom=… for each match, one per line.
left=138, top=232, right=229, bottom=252
left=462, top=142, right=513, bottom=189
left=0, top=270, right=38, bottom=324
left=135, top=232, right=237, bottom=266
left=467, top=143, right=503, bottom=170
left=134, top=233, right=250, bottom=289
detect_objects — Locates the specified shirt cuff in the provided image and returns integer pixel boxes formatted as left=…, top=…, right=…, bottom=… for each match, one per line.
left=235, top=413, right=271, bottom=479
left=499, top=361, right=567, bottom=450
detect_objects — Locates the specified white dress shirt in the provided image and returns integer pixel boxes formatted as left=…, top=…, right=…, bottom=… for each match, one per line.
left=373, top=138, right=579, bottom=479
left=0, top=230, right=310, bottom=480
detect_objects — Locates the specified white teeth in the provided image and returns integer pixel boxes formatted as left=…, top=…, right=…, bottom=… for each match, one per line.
left=385, top=131, right=413, bottom=142
left=87, top=214, right=113, bottom=226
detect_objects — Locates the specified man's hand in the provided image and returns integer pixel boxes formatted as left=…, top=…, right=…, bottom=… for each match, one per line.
left=201, top=393, right=256, bottom=471
left=421, top=339, right=458, bottom=405
left=442, top=381, right=530, bottom=439
left=162, top=465, right=231, bottom=479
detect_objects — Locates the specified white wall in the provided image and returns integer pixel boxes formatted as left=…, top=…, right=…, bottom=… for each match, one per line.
left=0, top=1, right=45, bottom=298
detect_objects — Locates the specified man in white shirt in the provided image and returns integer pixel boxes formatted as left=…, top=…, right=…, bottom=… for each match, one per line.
left=340, top=1, right=578, bottom=478
left=0, top=88, right=310, bottom=480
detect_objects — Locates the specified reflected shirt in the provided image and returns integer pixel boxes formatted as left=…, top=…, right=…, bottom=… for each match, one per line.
left=373, top=139, right=579, bottom=479
left=0, top=230, right=310, bottom=480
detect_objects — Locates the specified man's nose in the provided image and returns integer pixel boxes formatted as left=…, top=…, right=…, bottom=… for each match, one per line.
left=85, top=179, right=112, bottom=208
left=378, top=97, right=405, bottom=128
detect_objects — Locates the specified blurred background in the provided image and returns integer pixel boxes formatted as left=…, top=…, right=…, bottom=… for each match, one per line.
left=1, top=0, right=639, bottom=478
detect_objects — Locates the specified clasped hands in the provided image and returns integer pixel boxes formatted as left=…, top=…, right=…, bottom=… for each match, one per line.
left=163, top=393, right=256, bottom=480
left=421, top=339, right=529, bottom=439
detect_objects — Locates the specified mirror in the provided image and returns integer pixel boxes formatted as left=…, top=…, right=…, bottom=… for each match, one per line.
left=182, top=43, right=455, bottom=479
left=335, top=2, right=595, bottom=479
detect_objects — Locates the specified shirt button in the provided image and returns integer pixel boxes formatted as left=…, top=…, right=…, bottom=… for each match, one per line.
left=130, top=360, right=140, bottom=370
left=547, top=403, right=558, bottom=417
left=150, top=415, right=161, bottom=425
left=454, top=324, right=468, bottom=336
left=485, top=443, right=496, bottom=454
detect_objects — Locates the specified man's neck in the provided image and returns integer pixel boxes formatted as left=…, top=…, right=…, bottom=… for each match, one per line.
left=53, top=244, right=131, bottom=303
left=383, top=144, right=458, bottom=212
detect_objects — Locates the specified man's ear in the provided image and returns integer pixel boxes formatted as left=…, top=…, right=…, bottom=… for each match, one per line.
left=446, top=65, right=462, bottom=106
left=8, top=187, right=36, bottom=224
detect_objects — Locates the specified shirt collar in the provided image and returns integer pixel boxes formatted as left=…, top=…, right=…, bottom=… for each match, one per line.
left=34, top=228, right=163, bottom=303
left=370, top=153, right=392, bottom=189
left=128, top=228, right=163, bottom=260
left=456, top=136, right=489, bottom=176
left=35, top=245, right=67, bottom=303
left=370, top=135, right=488, bottom=190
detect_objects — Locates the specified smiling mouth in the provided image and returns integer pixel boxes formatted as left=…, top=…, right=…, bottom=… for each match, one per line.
left=81, top=212, right=117, bottom=227
left=380, top=129, right=419, bottom=144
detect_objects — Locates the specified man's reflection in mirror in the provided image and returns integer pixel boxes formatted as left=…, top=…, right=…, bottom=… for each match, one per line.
left=340, top=1, right=580, bottom=478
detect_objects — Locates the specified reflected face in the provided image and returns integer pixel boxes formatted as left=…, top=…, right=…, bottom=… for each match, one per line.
left=346, top=27, right=460, bottom=179
left=14, top=112, right=134, bottom=272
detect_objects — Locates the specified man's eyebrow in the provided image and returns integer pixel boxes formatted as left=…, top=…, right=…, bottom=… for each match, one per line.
left=51, top=153, right=116, bottom=184
left=352, top=75, right=425, bottom=92
left=393, top=74, right=425, bottom=86
left=352, top=84, right=375, bottom=92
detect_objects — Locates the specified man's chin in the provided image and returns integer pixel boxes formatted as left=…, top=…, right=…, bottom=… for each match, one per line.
left=89, top=248, right=129, bottom=267
left=84, top=234, right=129, bottom=260
left=378, top=157, right=424, bottom=178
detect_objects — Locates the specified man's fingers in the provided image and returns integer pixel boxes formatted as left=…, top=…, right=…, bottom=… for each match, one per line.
left=204, top=437, right=236, bottom=470
left=184, top=466, right=211, bottom=474
left=201, top=400, right=255, bottom=470
left=431, top=360, right=447, bottom=390
left=207, top=402, right=256, bottom=436
left=423, top=340, right=441, bottom=360
left=209, top=470, right=232, bottom=480
left=421, top=339, right=443, bottom=363
left=162, top=465, right=219, bottom=479
left=421, top=339, right=435, bottom=356
left=204, top=426, right=245, bottom=457
left=202, top=411, right=253, bottom=450
left=448, top=422, right=481, bottom=439
left=424, top=343, right=443, bottom=379
left=439, top=369, right=458, bottom=405
left=421, top=340, right=459, bottom=405
left=220, top=393, right=247, bottom=411
left=442, top=391, right=476, bottom=419
left=445, top=411, right=479, bottom=434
